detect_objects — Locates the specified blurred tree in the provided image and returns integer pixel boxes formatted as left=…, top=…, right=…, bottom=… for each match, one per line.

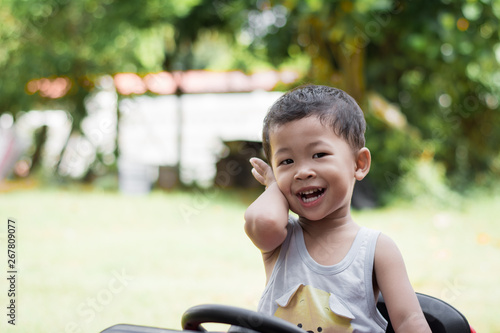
left=0, top=0, right=199, bottom=178
left=1, top=0, right=171, bottom=119
left=0, top=0, right=283, bottom=181
left=364, top=0, right=500, bottom=192
left=2, top=0, right=499, bottom=196
left=231, top=0, right=500, bottom=196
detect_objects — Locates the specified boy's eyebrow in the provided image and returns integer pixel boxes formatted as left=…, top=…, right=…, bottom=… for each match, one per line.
left=273, top=147, right=291, bottom=156
left=306, top=140, right=329, bottom=148
left=273, top=140, right=330, bottom=157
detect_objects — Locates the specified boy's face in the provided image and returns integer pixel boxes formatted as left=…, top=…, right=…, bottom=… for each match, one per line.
left=269, top=116, right=364, bottom=222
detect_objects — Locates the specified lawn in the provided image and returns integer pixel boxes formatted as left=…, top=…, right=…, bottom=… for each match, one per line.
left=0, top=184, right=499, bottom=333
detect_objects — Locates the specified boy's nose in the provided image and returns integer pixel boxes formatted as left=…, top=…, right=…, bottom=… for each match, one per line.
left=294, top=165, right=316, bottom=180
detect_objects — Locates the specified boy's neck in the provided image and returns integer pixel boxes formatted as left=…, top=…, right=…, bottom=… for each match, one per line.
left=298, top=210, right=357, bottom=235
left=298, top=212, right=361, bottom=266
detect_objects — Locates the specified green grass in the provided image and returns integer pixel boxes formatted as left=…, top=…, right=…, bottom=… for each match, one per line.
left=0, top=186, right=499, bottom=332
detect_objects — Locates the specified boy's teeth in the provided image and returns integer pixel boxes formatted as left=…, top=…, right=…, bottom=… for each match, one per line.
left=300, top=189, right=320, bottom=195
left=299, top=188, right=324, bottom=203
left=303, top=195, right=320, bottom=203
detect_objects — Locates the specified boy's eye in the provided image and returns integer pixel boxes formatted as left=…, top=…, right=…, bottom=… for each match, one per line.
left=280, top=158, right=293, bottom=165
left=313, top=152, right=327, bottom=158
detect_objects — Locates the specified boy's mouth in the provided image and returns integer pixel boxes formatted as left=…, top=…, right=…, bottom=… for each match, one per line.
left=297, top=188, right=325, bottom=203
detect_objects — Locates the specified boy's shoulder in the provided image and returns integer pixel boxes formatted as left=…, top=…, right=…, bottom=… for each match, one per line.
left=374, top=232, right=399, bottom=251
left=373, top=232, right=407, bottom=277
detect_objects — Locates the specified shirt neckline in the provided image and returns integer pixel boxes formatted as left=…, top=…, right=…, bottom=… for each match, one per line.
left=294, top=221, right=367, bottom=274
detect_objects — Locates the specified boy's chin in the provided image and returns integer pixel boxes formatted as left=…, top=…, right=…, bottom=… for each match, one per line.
left=294, top=211, right=325, bottom=222
left=289, top=204, right=330, bottom=222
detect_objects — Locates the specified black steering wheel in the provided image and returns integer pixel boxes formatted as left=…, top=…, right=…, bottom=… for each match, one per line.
left=181, top=304, right=305, bottom=333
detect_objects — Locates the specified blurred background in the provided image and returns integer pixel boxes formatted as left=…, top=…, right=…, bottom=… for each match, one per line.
left=0, top=0, right=499, bottom=332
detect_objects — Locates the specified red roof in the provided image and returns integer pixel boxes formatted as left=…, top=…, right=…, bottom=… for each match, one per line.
left=114, top=70, right=300, bottom=95
left=25, top=70, right=299, bottom=98
left=26, top=77, right=72, bottom=99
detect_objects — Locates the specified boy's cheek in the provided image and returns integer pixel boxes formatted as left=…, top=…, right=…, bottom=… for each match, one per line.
left=283, top=191, right=300, bottom=212
left=275, top=179, right=294, bottom=202
left=274, top=177, right=288, bottom=194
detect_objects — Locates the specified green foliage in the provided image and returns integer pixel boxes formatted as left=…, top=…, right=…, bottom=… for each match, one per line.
left=364, top=0, right=500, bottom=191
left=393, top=158, right=463, bottom=208
left=0, top=0, right=191, bottom=121
left=249, top=0, right=500, bottom=196
left=363, top=111, right=421, bottom=201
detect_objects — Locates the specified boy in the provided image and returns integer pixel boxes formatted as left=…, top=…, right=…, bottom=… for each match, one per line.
left=244, top=85, right=430, bottom=332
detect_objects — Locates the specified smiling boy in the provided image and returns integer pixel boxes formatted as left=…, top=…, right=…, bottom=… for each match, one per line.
left=244, top=85, right=430, bottom=333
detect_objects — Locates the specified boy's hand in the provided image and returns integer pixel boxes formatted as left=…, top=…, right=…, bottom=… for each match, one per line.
left=250, top=158, right=275, bottom=187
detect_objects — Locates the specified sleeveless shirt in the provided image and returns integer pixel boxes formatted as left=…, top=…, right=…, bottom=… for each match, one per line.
left=257, top=216, right=387, bottom=333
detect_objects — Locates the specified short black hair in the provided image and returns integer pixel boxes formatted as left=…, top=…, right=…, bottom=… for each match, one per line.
left=262, top=84, right=366, bottom=161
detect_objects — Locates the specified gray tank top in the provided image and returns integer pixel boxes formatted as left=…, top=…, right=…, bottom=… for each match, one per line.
left=257, top=216, right=387, bottom=333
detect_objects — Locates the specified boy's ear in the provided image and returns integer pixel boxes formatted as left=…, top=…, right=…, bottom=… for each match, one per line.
left=354, top=147, right=371, bottom=181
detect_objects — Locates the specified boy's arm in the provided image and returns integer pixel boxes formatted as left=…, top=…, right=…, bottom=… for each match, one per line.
left=374, top=234, right=431, bottom=333
left=244, top=158, right=289, bottom=254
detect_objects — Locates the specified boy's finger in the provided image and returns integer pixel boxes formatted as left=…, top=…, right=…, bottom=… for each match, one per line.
left=251, top=168, right=266, bottom=186
left=251, top=167, right=264, bottom=181
left=249, top=157, right=263, bottom=167
left=249, top=158, right=263, bottom=173
left=250, top=157, right=270, bottom=171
